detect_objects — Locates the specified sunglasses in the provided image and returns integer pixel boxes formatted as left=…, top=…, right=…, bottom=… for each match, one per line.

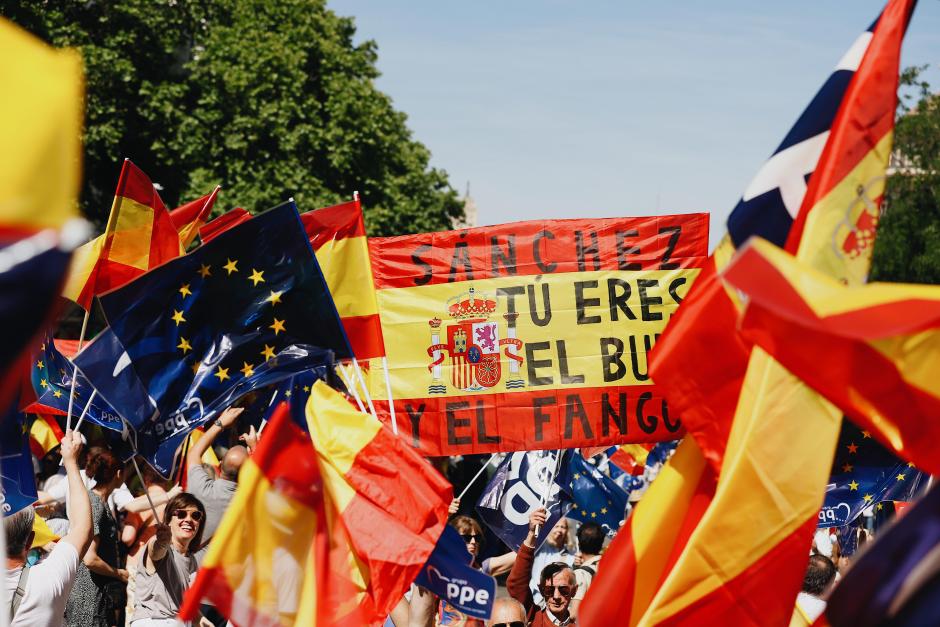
left=491, top=623, right=525, bottom=627
left=539, top=584, right=574, bottom=599
left=461, top=533, right=482, bottom=544
left=172, top=509, right=204, bottom=523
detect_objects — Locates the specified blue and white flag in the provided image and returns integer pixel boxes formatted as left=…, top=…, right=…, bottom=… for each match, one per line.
left=476, top=450, right=572, bottom=552
left=414, top=525, right=496, bottom=621
left=726, top=17, right=877, bottom=246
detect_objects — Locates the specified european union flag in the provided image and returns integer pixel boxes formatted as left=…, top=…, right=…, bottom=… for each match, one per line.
left=259, top=369, right=326, bottom=430
left=25, top=332, right=124, bottom=432
left=558, top=452, right=629, bottom=535
left=75, top=202, right=348, bottom=475
left=818, top=420, right=926, bottom=528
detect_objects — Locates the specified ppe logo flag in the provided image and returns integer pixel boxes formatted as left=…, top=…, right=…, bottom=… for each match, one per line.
left=476, top=450, right=572, bottom=552
left=415, top=525, right=496, bottom=620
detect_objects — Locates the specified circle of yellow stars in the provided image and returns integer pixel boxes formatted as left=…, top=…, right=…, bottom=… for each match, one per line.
left=173, top=257, right=288, bottom=386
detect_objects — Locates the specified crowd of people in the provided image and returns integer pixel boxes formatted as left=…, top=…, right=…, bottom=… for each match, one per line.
left=3, top=401, right=874, bottom=627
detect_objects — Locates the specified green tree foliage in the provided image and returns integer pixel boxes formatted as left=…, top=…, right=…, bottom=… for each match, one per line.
left=870, top=67, right=940, bottom=284
left=2, top=0, right=463, bottom=235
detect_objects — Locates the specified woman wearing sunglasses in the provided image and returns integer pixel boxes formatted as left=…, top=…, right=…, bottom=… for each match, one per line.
left=438, top=512, right=518, bottom=626
left=131, top=493, right=206, bottom=626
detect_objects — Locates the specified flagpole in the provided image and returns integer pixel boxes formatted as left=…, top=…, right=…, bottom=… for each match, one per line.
left=65, top=308, right=91, bottom=432
left=72, top=389, right=97, bottom=432
left=129, top=454, right=162, bottom=521
left=534, top=450, right=565, bottom=537
left=381, top=356, right=398, bottom=435
left=351, top=357, right=377, bottom=417
left=456, top=453, right=499, bottom=501
left=337, top=364, right=366, bottom=413
left=175, top=434, right=192, bottom=486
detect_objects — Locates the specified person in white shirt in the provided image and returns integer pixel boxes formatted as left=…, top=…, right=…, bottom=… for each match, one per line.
left=795, top=554, right=837, bottom=623
left=4, top=432, right=93, bottom=626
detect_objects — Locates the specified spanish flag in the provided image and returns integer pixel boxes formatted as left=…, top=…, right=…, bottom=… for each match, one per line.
left=62, top=159, right=182, bottom=309
left=180, top=402, right=355, bottom=626
left=29, top=414, right=63, bottom=458
left=301, top=199, right=385, bottom=360
left=170, top=186, right=220, bottom=249
left=725, top=237, right=940, bottom=476
left=181, top=382, right=451, bottom=625
left=635, top=1, right=915, bottom=623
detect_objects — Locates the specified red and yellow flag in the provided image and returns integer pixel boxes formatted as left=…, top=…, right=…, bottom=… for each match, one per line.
left=633, top=1, right=915, bottom=624
left=301, top=199, right=385, bottom=360
left=29, top=414, right=64, bottom=458
left=62, top=159, right=182, bottom=309
left=180, top=402, right=359, bottom=626
left=170, top=186, right=220, bottom=249
left=303, top=381, right=451, bottom=621
left=725, top=237, right=940, bottom=476
left=181, top=382, right=451, bottom=626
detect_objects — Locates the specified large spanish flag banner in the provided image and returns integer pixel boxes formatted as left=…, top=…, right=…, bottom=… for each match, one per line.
left=61, top=159, right=182, bottom=309
left=366, top=214, right=708, bottom=455
left=725, top=238, right=940, bottom=476
left=301, top=198, right=385, bottom=360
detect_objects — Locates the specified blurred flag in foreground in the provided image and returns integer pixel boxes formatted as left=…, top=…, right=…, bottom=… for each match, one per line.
left=0, top=18, right=86, bottom=376
left=62, top=159, right=181, bottom=309
left=724, top=236, right=940, bottom=476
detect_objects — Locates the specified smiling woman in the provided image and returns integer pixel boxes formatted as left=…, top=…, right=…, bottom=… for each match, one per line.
left=131, top=493, right=206, bottom=626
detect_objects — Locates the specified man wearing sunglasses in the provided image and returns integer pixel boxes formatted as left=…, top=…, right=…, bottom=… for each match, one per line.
left=507, top=507, right=577, bottom=626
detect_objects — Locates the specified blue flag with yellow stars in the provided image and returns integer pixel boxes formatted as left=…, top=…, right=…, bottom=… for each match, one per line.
left=0, top=393, right=37, bottom=516
left=74, top=202, right=347, bottom=475
left=818, top=419, right=927, bottom=528
left=558, top=451, right=630, bottom=536
left=26, top=332, right=124, bottom=432
left=261, top=369, right=325, bottom=430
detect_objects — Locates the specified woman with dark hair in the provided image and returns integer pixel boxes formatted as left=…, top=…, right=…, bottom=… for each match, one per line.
left=131, top=492, right=206, bottom=626
left=65, top=447, right=128, bottom=627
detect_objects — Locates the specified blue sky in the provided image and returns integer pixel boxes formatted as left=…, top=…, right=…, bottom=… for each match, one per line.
left=329, top=1, right=940, bottom=249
